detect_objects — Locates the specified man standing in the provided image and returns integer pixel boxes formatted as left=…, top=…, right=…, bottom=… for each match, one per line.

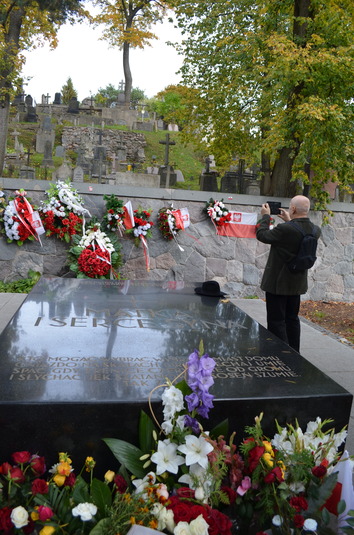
left=256, top=195, right=321, bottom=352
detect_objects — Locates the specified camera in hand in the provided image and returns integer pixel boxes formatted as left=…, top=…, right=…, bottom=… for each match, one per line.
left=267, top=201, right=281, bottom=215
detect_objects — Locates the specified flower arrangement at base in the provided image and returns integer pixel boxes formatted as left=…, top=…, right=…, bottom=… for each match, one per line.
left=103, top=342, right=243, bottom=535
left=126, top=207, right=154, bottom=247
left=1, top=189, right=44, bottom=245
left=102, top=194, right=126, bottom=236
left=0, top=449, right=165, bottom=535
left=205, top=199, right=231, bottom=227
left=68, top=221, right=122, bottom=279
left=157, top=207, right=182, bottom=241
left=237, top=413, right=348, bottom=534
left=39, top=180, right=91, bottom=242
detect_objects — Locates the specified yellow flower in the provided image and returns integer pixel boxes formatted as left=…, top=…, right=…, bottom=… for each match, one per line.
left=277, top=460, right=286, bottom=478
left=58, top=452, right=72, bottom=464
left=31, top=511, right=39, bottom=522
left=85, top=456, right=96, bottom=472
left=130, top=517, right=136, bottom=525
left=104, top=470, right=115, bottom=483
left=39, top=527, right=56, bottom=535
left=262, top=441, right=274, bottom=454
left=57, top=461, right=71, bottom=477
left=53, top=474, right=66, bottom=487
left=149, top=519, right=158, bottom=530
left=262, top=452, right=274, bottom=467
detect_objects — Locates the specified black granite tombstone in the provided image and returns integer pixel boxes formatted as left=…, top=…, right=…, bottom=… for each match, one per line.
left=0, top=278, right=351, bottom=474
left=200, top=172, right=219, bottom=192
left=68, top=97, right=79, bottom=114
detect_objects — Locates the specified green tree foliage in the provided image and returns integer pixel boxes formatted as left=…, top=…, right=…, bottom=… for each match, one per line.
left=94, top=84, right=146, bottom=107
left=170, top=0, right=354, bottom=207
left=0, top=0, right=86, bottom=174
left=93, top=0, right=171, bottom=105
left=150, top=84, right=189, bottom=129
left=61, top=76, right=78, bottom=104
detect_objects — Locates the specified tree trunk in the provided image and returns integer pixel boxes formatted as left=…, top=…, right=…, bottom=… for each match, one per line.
left=270, top=147, right=298, bottom=198
left=123, top=40, right=132, bottom=107
left=0, top=6, right=24, bottom=175
left=267, top=0, right=312, bottom=199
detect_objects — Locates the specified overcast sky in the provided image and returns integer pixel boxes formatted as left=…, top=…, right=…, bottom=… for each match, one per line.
left=21, top=14, right=183, bottom=104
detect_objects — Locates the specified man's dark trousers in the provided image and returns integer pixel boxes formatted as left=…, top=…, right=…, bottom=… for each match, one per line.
left=265, top=292, right=301, bottom=352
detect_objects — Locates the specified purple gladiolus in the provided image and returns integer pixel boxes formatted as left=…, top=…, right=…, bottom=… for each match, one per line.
left=185, top=392, right=199, bottom=412
left=186, top=349, right=215, bottom=419
left=184, top=415, right=200, bottom=434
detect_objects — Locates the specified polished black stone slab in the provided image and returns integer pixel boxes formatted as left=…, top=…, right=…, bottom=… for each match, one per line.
left=0, top=278, right=351, bottom=473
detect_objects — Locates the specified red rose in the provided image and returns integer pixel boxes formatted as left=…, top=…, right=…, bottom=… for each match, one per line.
left=12, top=451, right=31, bottom=464
left=206, top=508, right=232, bottom=535
left=189, top=505, right=208, bottom=521
left=38, top=506, right=54, bottom=522
left=171, top=502, right=192, bottom=524
left=31, top=479, right=49, bottom=496
left=0, top=462, right=12, bottom=475
left=0, top=507, right=13, bottom=533
left=30, top=456, right=46, bottom=476
left=114, top=474, right=128, bottom=494
left=312, top=464, right=327, bottom=478
left=9, top=467, right=25, bottom=483
left=64, top=472, right=76, bottom=487
left=294, top=514, right=305, bottom=528
left=264, top=466, right=284, bottom=484
left=248, top=445, right=265, bottom=472
left=176, top=487, right=195, bottom=499
left=289, top=496, right=308, bottom=512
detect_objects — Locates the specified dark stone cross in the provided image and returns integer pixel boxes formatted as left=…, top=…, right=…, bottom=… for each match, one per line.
left=205, top=156, right=212, bottom=173
left=26, top=147, right=33, bottom=166
left=159, top=133, right=176, bottom=187
left=118, top=79, right=125, bottom=92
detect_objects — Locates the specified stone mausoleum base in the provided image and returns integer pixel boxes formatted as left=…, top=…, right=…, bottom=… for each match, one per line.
left=0, top=278, right=351, bottom=474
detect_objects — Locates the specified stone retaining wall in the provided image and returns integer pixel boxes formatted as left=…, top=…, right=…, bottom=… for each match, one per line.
left=0, top=178, right=353, bottom=302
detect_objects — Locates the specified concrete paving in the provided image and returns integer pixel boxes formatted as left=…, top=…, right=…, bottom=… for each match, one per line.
left=1, top=292, right=354, bottom=452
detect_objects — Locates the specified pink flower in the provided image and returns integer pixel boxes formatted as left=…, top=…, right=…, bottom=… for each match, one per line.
left=236, top=476, right=252, bottom=496
left=38, top=506, right=54, bottom=522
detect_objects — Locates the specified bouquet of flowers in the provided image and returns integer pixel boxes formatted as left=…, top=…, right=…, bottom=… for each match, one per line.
left=1, top=189, right=44, bottom=245
left=157, top=207, right=182, bottom=241
left=39, top=180, right=91, bottom=242
left=67, top=221, right=122, bottom=279
left=0, top=449, right=162, bottom=535
left=126, top=207, right=154, bottom=247
left=237, top=413, right=348, bottom=534
left=205, top=199, right=231, bottom=227
left=103, top=342, right=240, bottom=535
left=101, top=194, right=126, bottom=236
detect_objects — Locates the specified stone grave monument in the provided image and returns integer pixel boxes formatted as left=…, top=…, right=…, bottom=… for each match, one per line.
left=0, top=278, right=352, bottom=474
left=73, top=165, right=84, bottom=183
left=200, top=157, right=219, bottom=191
left=53, top=93, right=62, bottom=105
left=42, top=140, right=54, bottom=167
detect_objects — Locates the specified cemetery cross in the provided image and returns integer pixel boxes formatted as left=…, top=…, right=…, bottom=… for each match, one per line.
left=159, top=133, right=176, bottom=188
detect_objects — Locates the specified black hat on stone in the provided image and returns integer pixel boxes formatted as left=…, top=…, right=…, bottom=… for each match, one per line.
left=194, top=280, right=227, bottom=297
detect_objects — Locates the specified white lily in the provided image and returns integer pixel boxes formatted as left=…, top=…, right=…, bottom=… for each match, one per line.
left=151, top=440, right=184, bottom=475
left=178, top=435, right=214, bottom=469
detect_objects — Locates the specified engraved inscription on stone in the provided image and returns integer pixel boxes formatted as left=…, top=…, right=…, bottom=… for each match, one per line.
left=7, top=354, right=299, bottom=383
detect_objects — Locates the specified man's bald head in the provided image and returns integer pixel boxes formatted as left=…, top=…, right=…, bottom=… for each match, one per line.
left=289, top=195, right=310, bottom=219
